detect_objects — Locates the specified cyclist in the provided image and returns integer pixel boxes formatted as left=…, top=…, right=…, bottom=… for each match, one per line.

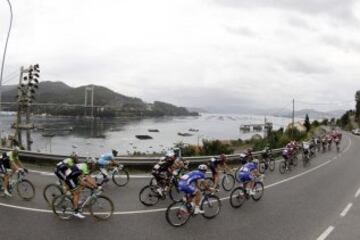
left=0, top=147, right=27, bottom=197
left=54, top=153, right=78, bottom=182
left=178, top=164, right=213, bottom=214
left=97, top=149, right=119, bottom=184
left=65, top=158, right=98, bottom=219
left=237, top=159, right=262, bottom=195
left=151, top=150, right=180, bottom=196
left=208, top=154, right=232, bottom=189
left=239, top=148, right=253, bottom=165
left=286, top=141, right=298, bottom=165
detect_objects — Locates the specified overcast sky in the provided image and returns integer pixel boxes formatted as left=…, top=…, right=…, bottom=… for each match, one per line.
left=0, top=0, right=359, bottom=113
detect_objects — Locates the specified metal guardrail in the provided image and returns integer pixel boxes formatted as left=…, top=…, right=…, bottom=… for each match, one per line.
left=0, top=146, right=285, bottom=166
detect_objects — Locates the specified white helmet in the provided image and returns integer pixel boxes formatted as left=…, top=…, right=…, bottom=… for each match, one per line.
left=198, top=164, right=208, bottom=172
left=86, top=157, right=97, bottom=164
left=253, top=159, right=259, bottom=165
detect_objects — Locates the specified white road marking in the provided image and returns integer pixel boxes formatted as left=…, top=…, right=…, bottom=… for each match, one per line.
left=355, top=188, right=360, bottom=198
left=340, top=203, right=353, bottom=217
left=0, top=133, right=352, bottom=216
left=317, top=226, right=335, bottom=240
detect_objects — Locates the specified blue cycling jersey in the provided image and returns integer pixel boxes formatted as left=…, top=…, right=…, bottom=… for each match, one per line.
left=98, top=153, right=114, bottom=165
left=179, top=170, right=206, bottom=185
left=240, top=162, right=257, bottom=173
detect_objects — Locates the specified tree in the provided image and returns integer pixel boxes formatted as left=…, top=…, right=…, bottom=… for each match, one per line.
left=304, top=114, right=311, bottom=132
left=356, top=90, right=360, bottom=123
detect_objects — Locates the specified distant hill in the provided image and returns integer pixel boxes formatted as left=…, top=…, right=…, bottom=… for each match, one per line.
left=1, top=81, right=198, bottom=117
left=272, top=108, right=346, bottom=119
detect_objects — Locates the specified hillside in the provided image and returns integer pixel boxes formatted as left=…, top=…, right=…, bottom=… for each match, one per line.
left=1, top=81, right=198, bottom=117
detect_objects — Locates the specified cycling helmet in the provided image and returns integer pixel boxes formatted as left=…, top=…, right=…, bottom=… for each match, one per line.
left=13, top=147, right=20, bottom=156
left=112, top=149, right=118, bottom=157
left=165, top=150, right=176, bottom=161
left=86, top=157, right=97, bottom=164
left=70, top=152, right=79, bottom=162
left=253, top=159, right=259, bottom=166
left=198, top=164, right=208, bottom=172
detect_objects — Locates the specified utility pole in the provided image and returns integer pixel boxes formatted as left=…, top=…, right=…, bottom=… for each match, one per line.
left=91, top=86, right=94, bottom=118
left=14, top=64, right=40, bottom=150
left=84, top=86, right=94, bottom=118
left=292, top=99, right=295, bottom=140
left=15, top=66, right=24, bottom=146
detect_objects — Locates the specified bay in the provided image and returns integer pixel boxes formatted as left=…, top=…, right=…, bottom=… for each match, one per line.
left=0, top=113, right=298, bottom=156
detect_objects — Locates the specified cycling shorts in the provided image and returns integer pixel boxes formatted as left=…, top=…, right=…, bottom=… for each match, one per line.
left=207, top=161, right=219, bottom=174
left=54, top=164, right=68, bottom=181
left=238, top=172, right=253, bottom=182
left=65, top=170, right=82, bottom=191
left=178, top=181, right=197, bottom=195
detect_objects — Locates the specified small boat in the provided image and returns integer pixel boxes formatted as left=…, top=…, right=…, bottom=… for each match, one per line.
left=135, top=135, right=153, bottom=140
left=178, top=132, right=193, bottom=137
left=42, top=133, right=55, bottom=137
left=188, top=128, right=199, bottom=132
left=109, top=127, right=122, bottom=132
left=148, top=129, right=159, bottom=132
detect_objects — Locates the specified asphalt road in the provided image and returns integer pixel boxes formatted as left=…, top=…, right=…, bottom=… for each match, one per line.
left=0, top=133, right=359, bottom=240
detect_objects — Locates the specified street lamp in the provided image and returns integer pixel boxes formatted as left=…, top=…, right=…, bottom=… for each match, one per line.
left=0, top=0, right=14, bottom=112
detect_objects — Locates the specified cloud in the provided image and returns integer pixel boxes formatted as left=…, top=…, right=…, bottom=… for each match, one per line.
left=212, top=0, right=358, bottom=22
left=282, top=58, right=332, bottom=74
left=321, top=35, right=360, bottom=53
left=224, top=26, right=257, bottom=37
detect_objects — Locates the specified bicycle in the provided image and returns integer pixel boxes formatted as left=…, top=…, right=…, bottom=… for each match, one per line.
left=229, top=175, right=264, bottom=208
left=259, top=149, right=275, bottom=174
left=51, top=188, right=114, bottom=220
left=139, top=174, right=183, bottom=206
left=0, top=169, right=35, bottom=200
left=165, top=190, right=221, bottom=227
left=335, top=139, right=340, bottom=153
left=279, top=155, right=298, bottom=174
left=93, top=163, right=129, bottom=187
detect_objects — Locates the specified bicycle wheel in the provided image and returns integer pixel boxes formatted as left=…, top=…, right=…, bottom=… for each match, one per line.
left=149, top=177, right=157, bottom=186
left=169, top=184, right=183, bottom=202
left=234, top=167, right=242, bottom=183
left=279, top=161, right=286, bottom=174
left=16, top=179, right=35, bottom=200
left=165, top=201, right=192, bottom=227
left=201, top=195, right=221, bottom=219
left=112, top=168, right=130, bottom=187
left=259, top=162, right=266, bottom=174
left=0, top=176, right=4, bottom=191
left=229, top=187, right=246, bottom=208
left=251, top=181, right=264, bottom=201
left=221, top=174, right=235, bottom=191
left=52, top=194, right=73, bottom=220
left=89, top=195, right=114, bottom=220
left=43, top=184, right=63, bottom=205
left=269, top=159, right=275, bottom=171
left=292, top=156, right=298, bottom=167
left=139, top=185, right=160, bottom=206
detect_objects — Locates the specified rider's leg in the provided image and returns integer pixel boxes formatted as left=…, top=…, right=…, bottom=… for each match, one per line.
left=213, top=171, right=219, bottom=189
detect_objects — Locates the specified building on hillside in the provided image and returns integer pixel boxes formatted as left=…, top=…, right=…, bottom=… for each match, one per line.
left=286, top=121, right=307, bottom=132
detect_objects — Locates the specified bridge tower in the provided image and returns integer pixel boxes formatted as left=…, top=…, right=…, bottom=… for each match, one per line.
left=84, top=86, right=95, bottom=118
